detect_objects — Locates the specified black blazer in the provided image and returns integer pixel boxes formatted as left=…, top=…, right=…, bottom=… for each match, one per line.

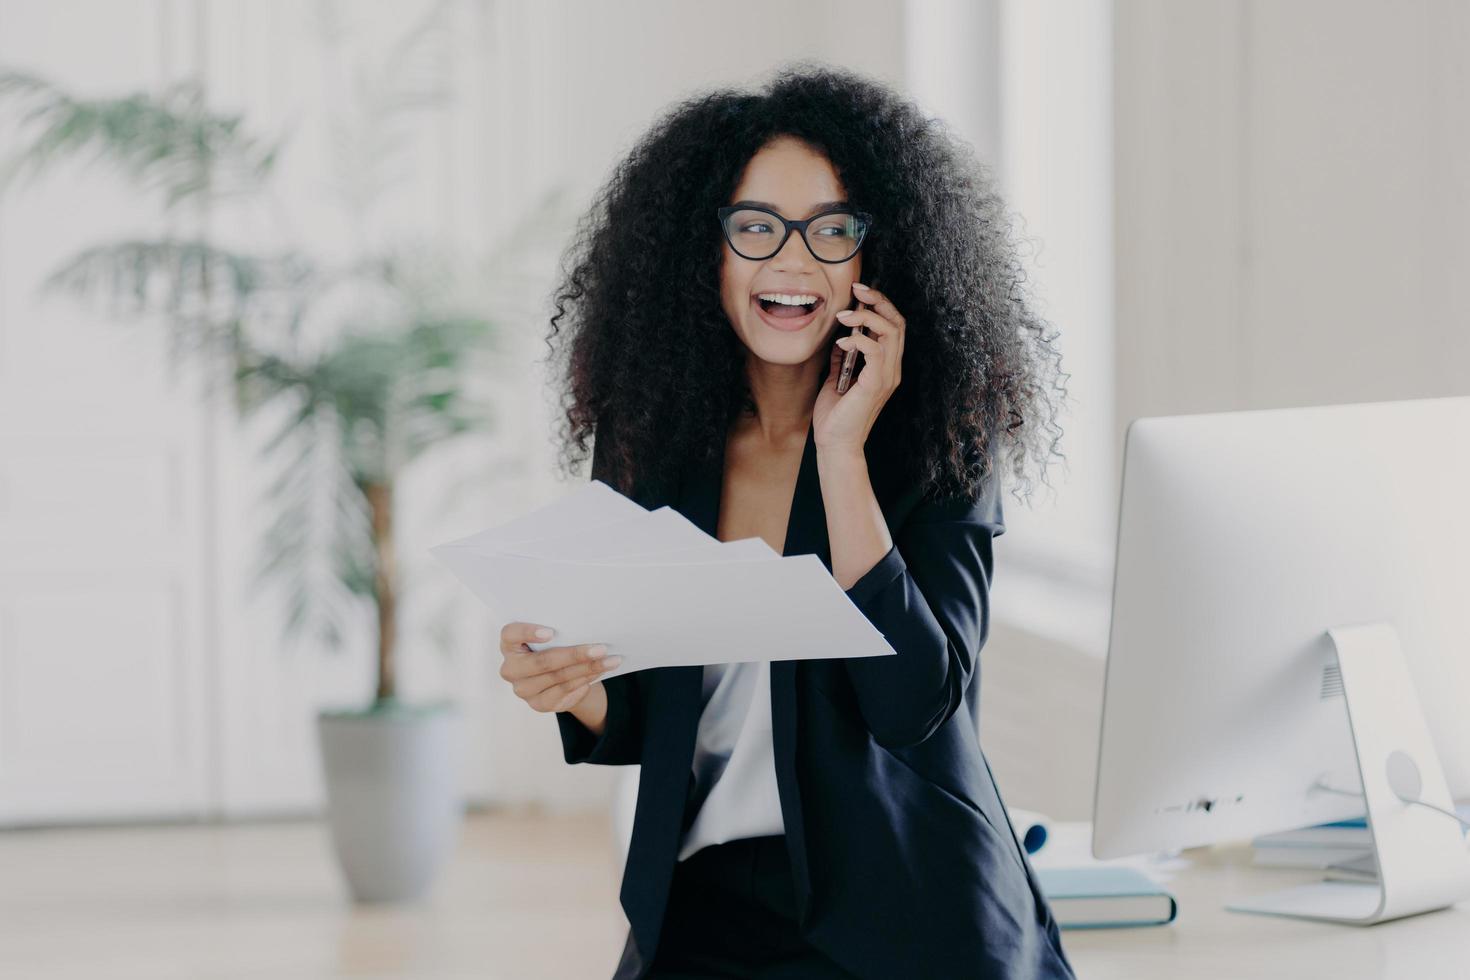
left=557, top=420, right=1075, bottom=980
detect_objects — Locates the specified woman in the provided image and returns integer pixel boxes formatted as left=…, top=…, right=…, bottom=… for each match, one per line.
left=497, top=63, right=1075, bottom=979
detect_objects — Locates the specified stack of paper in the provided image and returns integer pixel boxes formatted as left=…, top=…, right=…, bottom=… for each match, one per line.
left=429, top=480, right=898, bottom=681
left=1249, top=819, right=1375, bottom=879
left=1248, top=804, right=1470, bottom=882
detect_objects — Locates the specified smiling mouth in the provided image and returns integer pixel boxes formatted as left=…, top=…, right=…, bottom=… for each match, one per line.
left=753, top=295, right=825, bottom=325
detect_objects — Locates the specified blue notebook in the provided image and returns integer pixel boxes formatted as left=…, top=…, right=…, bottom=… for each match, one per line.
left=1035, top=867, right=1178, bottom=929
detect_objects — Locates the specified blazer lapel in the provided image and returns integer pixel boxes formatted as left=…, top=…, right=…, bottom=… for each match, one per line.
left=772, top=420, right=825, bottom=919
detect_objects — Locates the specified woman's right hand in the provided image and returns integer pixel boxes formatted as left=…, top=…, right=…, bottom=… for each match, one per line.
left=497, top=622, right=623, bottom=713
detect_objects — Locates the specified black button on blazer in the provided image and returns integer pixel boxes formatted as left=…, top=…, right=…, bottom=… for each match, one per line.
left=557, top=419, right=1076, bottom=980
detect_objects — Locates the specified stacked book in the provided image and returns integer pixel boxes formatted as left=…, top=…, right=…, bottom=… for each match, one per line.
left=1250, top=804, right=1470, bottom=882
left=1035, top=867, right=1178, bottom=928
left=1021, top=817, right=1179, bottom=929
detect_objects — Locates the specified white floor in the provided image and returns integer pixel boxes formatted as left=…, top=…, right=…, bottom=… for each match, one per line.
left=11, top=805, right=1470, bottom=980
left=0, top=807, right=630, bottom=980
left=19, top=803, right=1468, bottom=979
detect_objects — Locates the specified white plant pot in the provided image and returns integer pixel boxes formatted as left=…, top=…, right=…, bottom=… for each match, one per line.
left=316, top=701, right=464, bottom=903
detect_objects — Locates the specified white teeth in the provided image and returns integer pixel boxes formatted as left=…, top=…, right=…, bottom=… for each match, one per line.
left=757, top=293, right=820, bottom=306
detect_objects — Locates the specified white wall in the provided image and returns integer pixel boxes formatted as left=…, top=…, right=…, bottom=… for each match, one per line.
left=1116, top=0, right=1470, bottom=429
left=0, top=0, right=221, bottom=824
left=906, top=0, right=1117, bottom=662
left=903, top=0, right=1115, bottom=822
left=992, top=0, right=1115, bottom=658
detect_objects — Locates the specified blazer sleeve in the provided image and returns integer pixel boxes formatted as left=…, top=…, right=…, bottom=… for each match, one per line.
left=553, top=425, right=645, bottom=765
left=839, top=461, right=1005, bottom=750
left=555, top=670, right=643, bottom=765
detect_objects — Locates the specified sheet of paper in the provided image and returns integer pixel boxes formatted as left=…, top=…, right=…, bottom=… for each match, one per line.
left=432, top=548, right=896, bottom=679
left=495, top=506, right=713, bottom=560
left=435, top=480, right=645, bottom=554
left=581, top=537, right=778, bottom=564
left=430, top=478, right=898, bottom=675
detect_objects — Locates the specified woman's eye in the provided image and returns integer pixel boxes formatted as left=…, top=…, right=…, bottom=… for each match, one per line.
left=741, top=222, right=773, bottom=234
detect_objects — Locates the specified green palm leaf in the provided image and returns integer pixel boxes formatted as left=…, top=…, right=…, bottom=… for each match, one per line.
left=0, top=71, right=282, bottom=208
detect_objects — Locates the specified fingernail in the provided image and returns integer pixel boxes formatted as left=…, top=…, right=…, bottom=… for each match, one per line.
left=588, top=644, right=608, bottom=657
left=835, top=309, right=856, bottom=319
left=535, top=627, right=554, bottom=640
left=853, top=282, right=872, bottom=292
left=602, top=655, right=623, bottom=668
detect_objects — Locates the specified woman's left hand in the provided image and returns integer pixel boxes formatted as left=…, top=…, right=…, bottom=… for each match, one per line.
left=813, top=280, right=905, bottom=453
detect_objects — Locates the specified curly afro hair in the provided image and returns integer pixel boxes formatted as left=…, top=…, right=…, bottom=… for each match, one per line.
left=545, top=61, right=1069, bottom=506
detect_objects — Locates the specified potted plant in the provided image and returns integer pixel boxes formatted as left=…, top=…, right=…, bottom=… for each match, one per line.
left=0, top=32, right=562, bottom=901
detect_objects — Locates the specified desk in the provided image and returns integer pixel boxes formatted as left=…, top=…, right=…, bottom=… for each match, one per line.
left=1033, top=822, right=1470, bottom=979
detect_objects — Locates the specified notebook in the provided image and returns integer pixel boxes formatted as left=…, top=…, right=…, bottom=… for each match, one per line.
left=1035, top=867, right=1178, bottom=929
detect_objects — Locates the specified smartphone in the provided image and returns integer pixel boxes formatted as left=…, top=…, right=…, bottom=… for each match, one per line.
left=835, top=274, right=877, bottom=394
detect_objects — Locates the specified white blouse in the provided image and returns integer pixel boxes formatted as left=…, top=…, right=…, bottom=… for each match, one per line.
left=676, top=658, right=785, bottom=862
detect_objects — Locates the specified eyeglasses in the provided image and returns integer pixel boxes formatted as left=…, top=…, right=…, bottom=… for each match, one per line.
left=716, top=204, right=872, bottom=263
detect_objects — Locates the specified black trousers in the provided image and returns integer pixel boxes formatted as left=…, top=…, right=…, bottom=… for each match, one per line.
left=613, top=834, right=860, bottom=980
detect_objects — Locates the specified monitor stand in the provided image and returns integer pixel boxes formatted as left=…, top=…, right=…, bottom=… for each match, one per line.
left=1225, top=621, right=1470, bottom=924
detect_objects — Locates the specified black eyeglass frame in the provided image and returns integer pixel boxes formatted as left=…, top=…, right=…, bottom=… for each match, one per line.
left=716, top=204, right=873, bottom=264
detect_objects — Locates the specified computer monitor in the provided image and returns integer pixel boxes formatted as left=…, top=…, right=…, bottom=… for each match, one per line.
left=1090, top=394, right=1470, bottom=923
